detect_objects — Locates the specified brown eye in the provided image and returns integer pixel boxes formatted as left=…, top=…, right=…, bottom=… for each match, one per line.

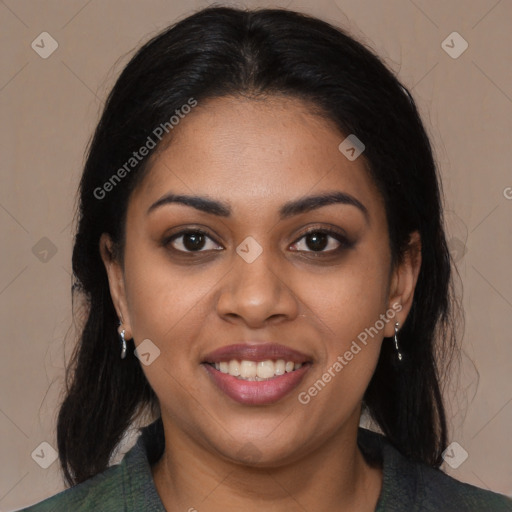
left=290, top=228, right=352, bottom=254
left=303, top=231, right=329, bottom=251
left=167, top=230, right=223, bottom=253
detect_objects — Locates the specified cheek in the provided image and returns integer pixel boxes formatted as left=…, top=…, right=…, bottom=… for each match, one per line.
left=121, top=250, right=212, bottom=406
left=295, top=264, right=389, bottom=428
left=299, top=253, right=390, bottom=339
left=122, top=245, right=209, bottom=347
left=296, top=248, right=390, bottom=392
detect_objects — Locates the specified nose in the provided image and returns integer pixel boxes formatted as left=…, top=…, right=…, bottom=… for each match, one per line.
left=216, top=246, right=299, bottom=328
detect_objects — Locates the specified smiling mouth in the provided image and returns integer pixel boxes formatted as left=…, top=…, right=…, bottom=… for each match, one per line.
left=204, top=359, right=310, bottom=381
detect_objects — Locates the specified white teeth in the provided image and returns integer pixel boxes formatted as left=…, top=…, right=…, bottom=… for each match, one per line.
left=257, top=360, right=275, bottom=379
left=228, top=359, right=240, bottom=376
left=211, top=359, right=304, bottom=380
left=275, top=359, right=285, bottom=375
left=240, top=360, right=257, bottom=378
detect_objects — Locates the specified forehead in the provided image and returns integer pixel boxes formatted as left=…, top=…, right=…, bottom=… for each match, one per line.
left=130, top=95, right=383, bottom=219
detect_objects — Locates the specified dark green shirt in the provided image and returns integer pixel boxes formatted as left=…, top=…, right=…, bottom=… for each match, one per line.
left=18, top=419, right=512, bottom=511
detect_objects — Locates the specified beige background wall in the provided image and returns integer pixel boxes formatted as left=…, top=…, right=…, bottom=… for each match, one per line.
left=1, top=0, right=511, bottom=509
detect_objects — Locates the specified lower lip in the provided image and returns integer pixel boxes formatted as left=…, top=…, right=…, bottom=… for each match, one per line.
left=202, top=363, right=311, bottom=405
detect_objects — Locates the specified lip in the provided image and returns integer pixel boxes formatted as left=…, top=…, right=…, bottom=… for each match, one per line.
left=201, top=343, right=313, bottom=405
left=203, top=362, right=311, bottom=405
left=202, top=343, right=312, bottom=364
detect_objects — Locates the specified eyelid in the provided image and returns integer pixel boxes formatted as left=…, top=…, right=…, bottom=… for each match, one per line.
left=164, top=228, right=223, bottom=253
left=293, top=224, right=349, bottom=240
left=290, top=225, right=352, bottom=253
left=163, top=224, right=353, bottom=254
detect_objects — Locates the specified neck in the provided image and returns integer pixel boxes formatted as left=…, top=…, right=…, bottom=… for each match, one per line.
left=151, top=412, right=382, bottom=512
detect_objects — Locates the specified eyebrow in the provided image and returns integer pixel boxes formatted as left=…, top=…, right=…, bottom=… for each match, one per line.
left=147, top=191, right=369, bottom=223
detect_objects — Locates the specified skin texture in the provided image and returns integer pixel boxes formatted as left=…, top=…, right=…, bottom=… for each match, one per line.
left=100, top=95, right=422, bottom=512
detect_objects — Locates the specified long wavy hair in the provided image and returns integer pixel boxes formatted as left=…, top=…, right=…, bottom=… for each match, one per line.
left=58, top=5, right=459, bottom=486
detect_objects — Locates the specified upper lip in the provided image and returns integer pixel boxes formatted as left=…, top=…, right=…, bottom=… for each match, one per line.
left=202, top=343, right=312, bottom=364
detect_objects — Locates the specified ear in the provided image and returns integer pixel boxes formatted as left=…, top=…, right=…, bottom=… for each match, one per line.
left=383, top=231, right=422, bottom=338
left=99, top=233, right=133, bottom=340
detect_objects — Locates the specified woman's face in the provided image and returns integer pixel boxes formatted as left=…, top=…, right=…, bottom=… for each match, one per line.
left=102, top=95, right=419, bottom=466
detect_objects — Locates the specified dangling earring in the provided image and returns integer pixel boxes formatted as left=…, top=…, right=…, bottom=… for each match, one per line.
left=119, top=328, right=127, bottom=360
left=394, top=322, right=403, bottom=362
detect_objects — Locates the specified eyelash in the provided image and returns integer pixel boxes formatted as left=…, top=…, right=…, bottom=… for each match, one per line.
left=290, top=227, right=352, bottom=254
left=163, top=226, right=353, bottom=257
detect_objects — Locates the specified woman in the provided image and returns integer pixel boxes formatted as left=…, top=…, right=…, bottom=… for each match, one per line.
left=19, top=6, right=512, bottom=511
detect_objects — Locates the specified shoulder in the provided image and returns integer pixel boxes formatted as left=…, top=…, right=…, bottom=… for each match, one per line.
left=15, top=459, right=128, bottom=512
left=415, top=463, right=512, bottom=511
left=15, top=421, right=166, bottom=512
left=357, top=427, right=512, bottom=511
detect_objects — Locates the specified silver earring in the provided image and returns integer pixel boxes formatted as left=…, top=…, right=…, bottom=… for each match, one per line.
left=120, top=329, right=127, bottom=360
left=394, top=322, right=403, bottom=362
